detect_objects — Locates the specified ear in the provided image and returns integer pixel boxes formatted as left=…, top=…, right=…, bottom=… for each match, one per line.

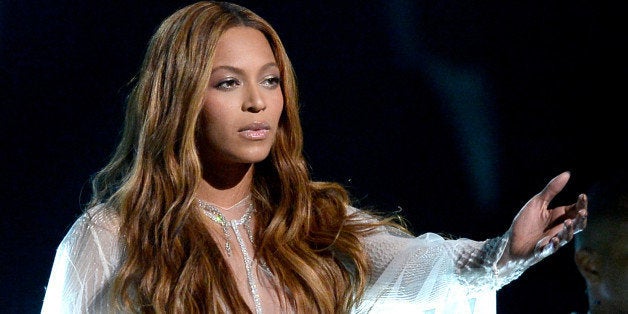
left=574, top=248, right=600, bottom=284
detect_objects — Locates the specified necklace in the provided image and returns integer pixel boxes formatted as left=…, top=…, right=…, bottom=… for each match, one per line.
left=197, top=195, right=266, bottom=314
left=197, top=195, right=255, bottom=256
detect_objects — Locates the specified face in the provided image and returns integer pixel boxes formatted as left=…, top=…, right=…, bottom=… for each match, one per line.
left=198, top=26, right=283, bottom=166
left=597, top=221, right=628, bottom=311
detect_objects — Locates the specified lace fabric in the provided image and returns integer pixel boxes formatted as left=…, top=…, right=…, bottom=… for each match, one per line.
left=354, top=227, right=512, bottom=313
left=41, top=205, right=122, bottom=313
left=42, top=205, right=539, bottom=314
left=347, top=206, right=537, bottom=313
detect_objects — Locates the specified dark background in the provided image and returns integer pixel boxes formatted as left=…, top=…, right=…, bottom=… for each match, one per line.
left=2, top=1, right=627, bottom=313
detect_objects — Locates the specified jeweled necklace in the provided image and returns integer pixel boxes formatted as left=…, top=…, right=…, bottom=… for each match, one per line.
left=197, top=195, right=255, bottom=256
left=197, top=195, right=265, bottom=314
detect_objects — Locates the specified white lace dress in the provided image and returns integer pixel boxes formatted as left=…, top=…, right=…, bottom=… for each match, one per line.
left=41, top=204, right=541, bottom=314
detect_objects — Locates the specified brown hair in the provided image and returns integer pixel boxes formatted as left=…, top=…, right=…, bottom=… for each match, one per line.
left=89, top=2, right=400, bottom=313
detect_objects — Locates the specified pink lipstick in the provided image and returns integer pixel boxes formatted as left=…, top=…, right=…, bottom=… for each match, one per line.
left=239, top=122, right=270, bottom=140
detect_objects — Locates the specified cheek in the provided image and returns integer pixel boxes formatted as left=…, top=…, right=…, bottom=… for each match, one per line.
left=616, top=261, right=628, bottom=293
left=600, top=256, right=628, bottom=300
left=270, top=93, right=284, bottom=123
left=199, top=105, right=232, bottom=144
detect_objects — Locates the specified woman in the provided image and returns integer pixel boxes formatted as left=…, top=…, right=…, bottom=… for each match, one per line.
left=41, top=2, right=588, bottom=313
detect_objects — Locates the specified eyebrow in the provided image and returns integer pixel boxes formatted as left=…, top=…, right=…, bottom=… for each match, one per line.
left=211, top=62, right=279, bottom=75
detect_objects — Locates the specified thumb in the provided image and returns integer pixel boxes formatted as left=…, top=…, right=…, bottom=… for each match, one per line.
left=538, top=171, right=571, bottom=203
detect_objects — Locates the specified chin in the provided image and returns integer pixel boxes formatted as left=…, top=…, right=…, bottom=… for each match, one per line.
left=239, top=149, right=272, bottom=164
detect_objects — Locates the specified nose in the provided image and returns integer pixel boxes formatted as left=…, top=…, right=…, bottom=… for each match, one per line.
left=243, top=84, right=266, bottom=113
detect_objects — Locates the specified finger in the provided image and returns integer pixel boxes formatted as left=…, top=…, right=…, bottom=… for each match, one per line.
left=535, top=235, right=551, bottom=251
left=534, top=236, right=554, bottom=259
left=573, top=206, right=588, bottom=234
left=566, top=193, right=588, bottom=214
left=535, top=230, right=566, bottom=259
left=538, top=171, right=571, bottom=203
left=544, top=217, right=574, bottom=245
left=574, top=194, right=589, bottom=233
left=556, top=219, right=575, bottom=246
left=577, top=193, right=588, bottom=211
left=549, top=193, right=588, bottom=223
left=536, top=213, right=581, bottom=259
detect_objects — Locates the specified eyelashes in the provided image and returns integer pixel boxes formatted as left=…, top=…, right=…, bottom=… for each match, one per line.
left=260, top=76, right=280, bottom=88
left=213, top=75, right=281, bottom=91
left=215, top=78, right=240, bottom=90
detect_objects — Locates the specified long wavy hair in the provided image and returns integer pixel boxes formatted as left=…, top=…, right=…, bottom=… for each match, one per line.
left=88, top=1, right=400, bottom=313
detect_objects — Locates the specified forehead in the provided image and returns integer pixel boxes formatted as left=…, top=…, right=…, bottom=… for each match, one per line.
left=213, top=26, right=275, bottom=65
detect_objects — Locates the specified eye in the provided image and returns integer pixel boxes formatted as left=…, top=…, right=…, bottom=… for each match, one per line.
left=215, top=78, right=240, bottom=90
left=260, top=75, right=281, bottom=89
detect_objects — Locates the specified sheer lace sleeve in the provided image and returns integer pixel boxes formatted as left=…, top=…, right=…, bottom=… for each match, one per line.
left=349, top=206, right=530, bottom=314
left=41, top=205, right=123, bottom=314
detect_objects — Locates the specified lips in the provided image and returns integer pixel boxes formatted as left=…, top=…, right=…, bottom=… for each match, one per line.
left=238, top=121, right=271, bottom=140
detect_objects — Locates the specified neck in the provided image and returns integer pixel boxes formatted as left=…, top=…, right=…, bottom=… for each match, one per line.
left=197, top=163, right=254, bottom=208
left=587, top=291, right=613, bottom=314
left=197, top=194, right=254, bottom=221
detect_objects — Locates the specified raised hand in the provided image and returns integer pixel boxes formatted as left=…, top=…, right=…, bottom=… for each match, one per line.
left=502, top=172, right=588, bottom=264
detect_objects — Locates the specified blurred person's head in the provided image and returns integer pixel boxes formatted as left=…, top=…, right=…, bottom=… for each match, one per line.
left=574, top=172, right=628, bottom=313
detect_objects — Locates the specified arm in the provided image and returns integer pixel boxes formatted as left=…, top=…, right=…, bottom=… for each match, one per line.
left=501, top=171, right=587, bottom=266
left=456, top=172, right=588, bottom=291
left=352, top=172, right=588, bottom=313
left=41, top=205, right=122, bottom=314
left=354, top=224, right=503, bottom=313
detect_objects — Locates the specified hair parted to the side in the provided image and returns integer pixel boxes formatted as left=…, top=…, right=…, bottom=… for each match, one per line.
left=88, top=1, right=404, bottom=313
